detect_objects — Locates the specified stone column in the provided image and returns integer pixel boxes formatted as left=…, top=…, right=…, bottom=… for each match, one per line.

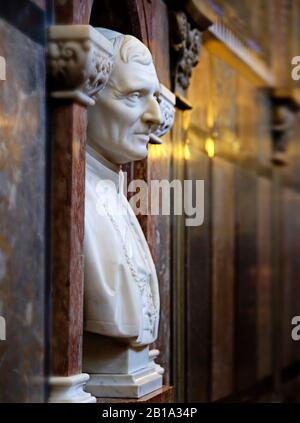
left=47, top=24, right=113, bottom=403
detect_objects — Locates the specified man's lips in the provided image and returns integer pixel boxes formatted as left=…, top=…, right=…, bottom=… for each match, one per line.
left=134, top=132, right=151, bottom=136
left=134, top=133, right=151, bottom=141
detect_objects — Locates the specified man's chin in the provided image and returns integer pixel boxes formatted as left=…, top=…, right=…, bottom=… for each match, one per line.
left=130, top=148, right=148, bottom=162
left=117, top=144, right=149, bottom=164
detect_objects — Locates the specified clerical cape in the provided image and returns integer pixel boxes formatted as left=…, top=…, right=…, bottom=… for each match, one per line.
left=84, top=145, right=160, bottom=346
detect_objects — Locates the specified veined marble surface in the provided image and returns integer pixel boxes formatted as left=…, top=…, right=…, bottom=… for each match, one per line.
left=0, top=13, right=47, bottom=402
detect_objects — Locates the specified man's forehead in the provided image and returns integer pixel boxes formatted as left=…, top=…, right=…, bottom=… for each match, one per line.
left=112, top=60, right=160, bottom=92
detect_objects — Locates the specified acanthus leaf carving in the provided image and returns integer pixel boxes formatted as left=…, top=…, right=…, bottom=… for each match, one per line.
left=169, top=11, right=202, bottom=95
left=271, top=101, right=298, bottom=166
left=48, top=25, right=114, bottom=107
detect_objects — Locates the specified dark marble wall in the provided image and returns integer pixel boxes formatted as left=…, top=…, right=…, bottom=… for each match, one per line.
left=0, top=2, right=47, bottom=402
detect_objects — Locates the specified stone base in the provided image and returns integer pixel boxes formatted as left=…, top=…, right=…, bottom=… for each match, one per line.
left=83, top=333, right=150, bottom=374
left=48, top=373, right=96, bottom=403
left=86, top=366, right=163, bottom=398
left=83, top=333, right=164, bottom=398
left=97, top=386, right=174, bottom=403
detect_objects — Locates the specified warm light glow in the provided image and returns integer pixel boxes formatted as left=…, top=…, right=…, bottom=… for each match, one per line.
left=183, top=111, right=190, bottom=130
left=149, top=143, right=170, bottom=160
left=184, top=144, right=191, bottom=160
left=149, top=144, right=160, bottom=159
left=205, top=137, right=215, bottom=158
left=233, top=140, right=240, bottom=154
left=173, top=144, right=183, bottom=160
left=207, top=108, right=214, bottom=129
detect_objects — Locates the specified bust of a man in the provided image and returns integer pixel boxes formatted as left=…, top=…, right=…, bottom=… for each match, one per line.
left=84, top=30, right=163, bottom=348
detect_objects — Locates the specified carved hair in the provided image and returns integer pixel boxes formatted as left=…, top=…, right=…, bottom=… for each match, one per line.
left=112, top=34, right=152, bottom=66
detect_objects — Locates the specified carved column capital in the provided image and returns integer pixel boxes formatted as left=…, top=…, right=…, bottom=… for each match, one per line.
left=271, top=101, right=298, bottom=166
left=271, top=87, right=300, bottom=165
left=48, top=25, right=114, bottom=107
left=169, top=11, right=202, bottom=96
left=150, top=84, right=176, bottom=144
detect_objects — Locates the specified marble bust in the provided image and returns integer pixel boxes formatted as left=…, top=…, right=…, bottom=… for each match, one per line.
left=84, top=29, right=162, bottom=345
left=83, top=29, right=169, bottom=398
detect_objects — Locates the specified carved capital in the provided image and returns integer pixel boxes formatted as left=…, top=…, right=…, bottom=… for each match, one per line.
left=150, top=84, right=176, bottom=145
left=48, top=25, right=114, bottom=106
left=169, top=11, right=202, bottom=95
left=271, top=100, right=298, bottom=166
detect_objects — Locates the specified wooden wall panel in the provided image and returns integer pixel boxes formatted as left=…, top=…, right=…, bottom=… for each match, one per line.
left=237, top=75, right=258, bottom=163
left=292, top=193, right=300, bottom=363
left=187, top=46, right=210, bottom=135
left=186, top=149, right=211, bottom=402
left=282, top=188, right=294, bottom=368
left=211, top=55, right=238, bottom=159
left=185, top=45, right=211, bottom=402
left=257, top=177, right=272, bottom=380
left=282, top=189, right=300, bottom=368
left=234, top=169, right=258, bottom=391
left=211, top=157, right=235, bottom=401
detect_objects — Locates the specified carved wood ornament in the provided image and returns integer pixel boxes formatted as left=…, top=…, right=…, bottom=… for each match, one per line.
left=169, top=11, right=202, bottom=96
left=271, top=101, right=298, bottom=166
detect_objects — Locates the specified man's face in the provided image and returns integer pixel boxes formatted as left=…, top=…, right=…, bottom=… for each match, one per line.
left=87, top=56, right=163, bottom=165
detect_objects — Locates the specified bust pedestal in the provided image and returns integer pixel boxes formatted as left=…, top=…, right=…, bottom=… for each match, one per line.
left=83, top=333, right=163, bottom=398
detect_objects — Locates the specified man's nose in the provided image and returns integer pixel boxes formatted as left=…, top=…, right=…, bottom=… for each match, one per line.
left=142, top=97, right=163, bottom=126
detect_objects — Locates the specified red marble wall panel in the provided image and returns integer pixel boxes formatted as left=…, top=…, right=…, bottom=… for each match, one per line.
left=51, top=104, right=87, bottom=376
left=55, top=0, right=93, bottom=25
left=50, top=0, right=94, bottom=377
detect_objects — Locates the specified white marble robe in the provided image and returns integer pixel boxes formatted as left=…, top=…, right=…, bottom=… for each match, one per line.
left=84, top=145, right=160, bottom=346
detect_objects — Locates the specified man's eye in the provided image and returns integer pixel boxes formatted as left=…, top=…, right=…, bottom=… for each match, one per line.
left=127, top=92, right=142, bottom=100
